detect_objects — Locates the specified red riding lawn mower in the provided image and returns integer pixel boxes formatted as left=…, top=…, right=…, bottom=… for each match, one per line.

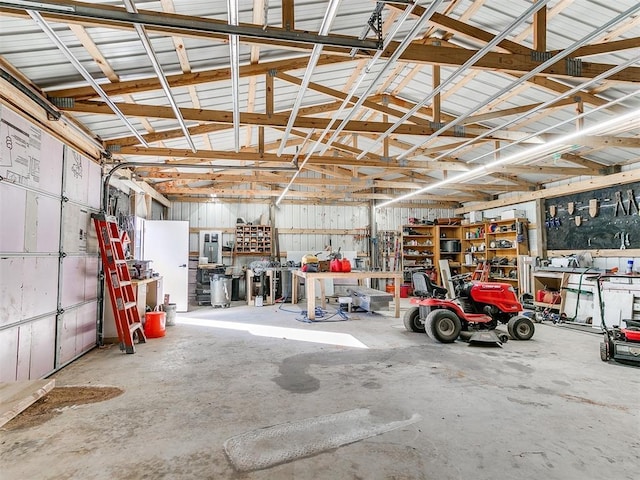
left=403, top=272, right=535, bottom=346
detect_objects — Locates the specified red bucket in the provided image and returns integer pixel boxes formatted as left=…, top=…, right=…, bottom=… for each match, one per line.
left=144, top=311, right=166, bottom=338
left=400, top=284, right=411, bottom=298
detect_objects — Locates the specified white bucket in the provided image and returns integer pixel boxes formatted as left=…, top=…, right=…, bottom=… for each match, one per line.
left=199, top=256, right=209, bottom=264
left=164, top=303, right=177, bottom=326
left=255, top=296, right=264, bottom=307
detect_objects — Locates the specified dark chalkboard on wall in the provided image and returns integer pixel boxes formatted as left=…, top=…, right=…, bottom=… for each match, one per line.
left=544, top=182, right=640, bottom=251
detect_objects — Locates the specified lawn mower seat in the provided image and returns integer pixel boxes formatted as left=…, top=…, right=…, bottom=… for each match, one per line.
left=412, top=272, right=448, bottom=298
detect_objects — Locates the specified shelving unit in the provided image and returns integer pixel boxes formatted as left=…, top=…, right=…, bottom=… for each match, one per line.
left=485, top=219, right=529, bottom=291
left=377, top=230, right=402, bottom=272
left=233, top=225, right=272, bottom=256
left=532, top=270, right=568, bottom=311
left=401, top=224, right=436, bottom=281
left=461, top=222, right=487, bottom=276
left=436, top=225, right=463, bottom=275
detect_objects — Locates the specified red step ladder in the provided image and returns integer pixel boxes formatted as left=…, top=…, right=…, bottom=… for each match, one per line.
left=92, top=214, right=146, bottom=354
left=472, top=262, right=490, bottom=282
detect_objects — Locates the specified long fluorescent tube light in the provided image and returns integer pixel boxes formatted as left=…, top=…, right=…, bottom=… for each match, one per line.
left=444, top=50, right=640, bottom=168
left=394, top=1, right=640, bottom=162
left=376, top=90, right=640, bottom=208
left=123, top=0, right=196, bottom=153
left=27, top=10, right=149, bottom=147
left=357, top=0, right=551, bottom=160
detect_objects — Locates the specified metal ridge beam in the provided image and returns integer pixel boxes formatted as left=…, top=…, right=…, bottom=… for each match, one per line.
left=0, top=0, right=381, bottom=50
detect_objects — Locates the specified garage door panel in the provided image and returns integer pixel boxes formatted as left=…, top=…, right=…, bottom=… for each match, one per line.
left=22, top=257, right=58, bottom=320
left=61, top=256, right=86, bottom=307
left=35, top=194, right=62, bottom=253
left=57, top=311, right=77, bottom=366
left=85, top=257, right=99, bottom=301
left=16, top=323, right=32, bottom=380
left=0, top=327, right=18, bottom=382
left=77, top=303, right=97, bottom=353
left=29, top=316, right=56, bottom=379
left=0, top=257, right=23, bottom=326
left=0, top=183, right=26, bottom=252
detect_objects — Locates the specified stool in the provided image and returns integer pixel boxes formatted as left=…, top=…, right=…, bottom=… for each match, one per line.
left=338, top=296, right=353, bottom=313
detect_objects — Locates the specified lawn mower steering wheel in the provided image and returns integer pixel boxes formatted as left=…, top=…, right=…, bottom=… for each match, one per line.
left=450, top=273, right=471, bottom=282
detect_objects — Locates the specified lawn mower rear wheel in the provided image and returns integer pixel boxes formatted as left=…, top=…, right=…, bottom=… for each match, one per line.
left=425, top=309, right=461, bottom=343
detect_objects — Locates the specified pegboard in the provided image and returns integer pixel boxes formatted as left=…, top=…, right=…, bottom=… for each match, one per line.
left=544, top=182, right=640, bottom=251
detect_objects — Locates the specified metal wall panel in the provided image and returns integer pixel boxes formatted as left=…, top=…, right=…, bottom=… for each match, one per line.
left=170, top=201, right=455, bottom=258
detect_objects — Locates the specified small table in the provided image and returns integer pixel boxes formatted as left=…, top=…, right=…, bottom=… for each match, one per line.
left=291, top=270, right=403, bottom=320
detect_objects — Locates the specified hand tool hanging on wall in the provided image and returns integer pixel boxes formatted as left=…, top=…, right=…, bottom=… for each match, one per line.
left=575, top=215, right=582, bottom=226
left=626, top=189, right=639, bottom=215
left=589, top=199, right=599, bottom=218
left=615, top=231, right=626, bottom=250
left=614, top=191, right=627, bottom=216
left=567, top=202, right=575, bottom=215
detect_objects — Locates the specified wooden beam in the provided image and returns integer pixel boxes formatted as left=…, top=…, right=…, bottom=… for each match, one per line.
left=281, top=0, right=294, bottom=31
left=533, top=1, right=547, bottom=52
left=399, top=43, right=640, bottom=83
left=160, top=186, right=461, bottom=203
left=61, top=100, right=514, bottom=139
left=116, top=146, right=475, bottom=171
left=551, top=38, right=640, bottom=58
left=49, top=54, right=351, bottom=100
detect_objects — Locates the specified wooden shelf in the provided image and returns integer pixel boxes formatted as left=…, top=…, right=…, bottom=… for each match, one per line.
left=233, top=225, right=272, bottom=255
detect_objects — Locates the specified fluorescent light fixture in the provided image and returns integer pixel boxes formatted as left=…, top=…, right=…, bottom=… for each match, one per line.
left=276, top=0, right=341, bottom=157
left=27, top=10, right=149, bottom=147
left=376, top=93, right=640, bottom=208
left=123, top=0, right=197, bottom=153
left=446, top=50, right=640, bottom=168
left=393, top=1, right=640, bottom=162
left=228, top=0, right=240, bottom=152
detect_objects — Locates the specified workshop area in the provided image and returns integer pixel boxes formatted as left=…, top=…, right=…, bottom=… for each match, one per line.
left=1, top=1, right=640, bottom=479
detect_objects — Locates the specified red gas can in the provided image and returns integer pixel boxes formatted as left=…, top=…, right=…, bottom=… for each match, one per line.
left=341, top=259, right=351, bottom=272
left=330, top=258, right=342, bottom=272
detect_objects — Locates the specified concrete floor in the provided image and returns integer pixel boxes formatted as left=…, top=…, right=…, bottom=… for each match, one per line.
left=2, top=299, right=639, bottom=480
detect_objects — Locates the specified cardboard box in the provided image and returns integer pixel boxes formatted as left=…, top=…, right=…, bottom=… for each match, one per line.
left=500, top=209, right=526, bottom=220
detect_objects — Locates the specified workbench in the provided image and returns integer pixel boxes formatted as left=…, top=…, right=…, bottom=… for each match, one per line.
left=291, top=270, right=403, bottom=320
left=103, top=276, right=163, bottom=343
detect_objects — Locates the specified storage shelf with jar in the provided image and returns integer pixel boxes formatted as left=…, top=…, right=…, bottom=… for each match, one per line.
left=484, top=219, right=529, bottom=292
left=461, top=222, right=487, bottom=275
left=401, top=224, right=436, bottom=278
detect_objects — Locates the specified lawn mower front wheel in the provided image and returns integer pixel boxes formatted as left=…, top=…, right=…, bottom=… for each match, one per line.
left=403, top=306, right=425, bottom=333
left=425, top=309, right=462, bottom=343
left=508, top=315, right=535, bottom=340
left=600, top=341, right=610, bottom=362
